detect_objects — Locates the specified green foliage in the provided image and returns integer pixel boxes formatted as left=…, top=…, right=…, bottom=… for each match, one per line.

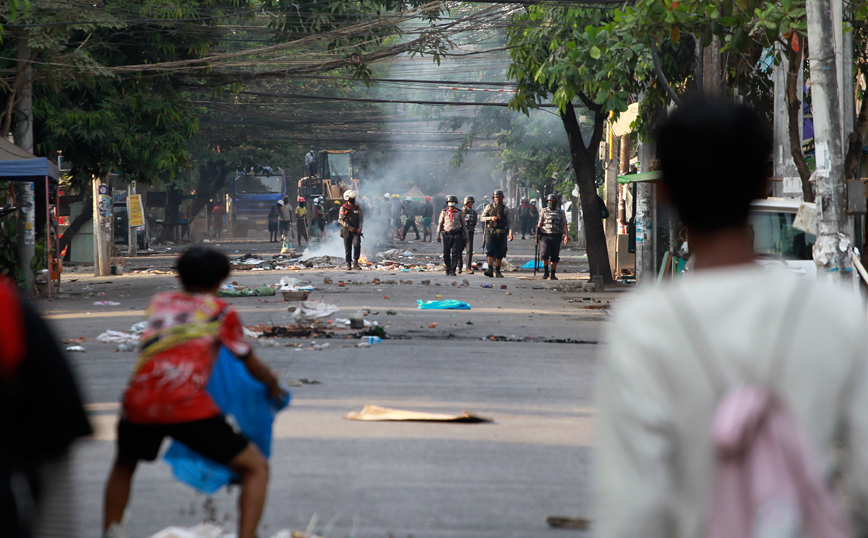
left=0, top=213, right=47, bottom=286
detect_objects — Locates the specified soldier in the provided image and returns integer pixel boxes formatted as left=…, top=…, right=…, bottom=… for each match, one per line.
left=459, top=196, right=478, bottom=274
left=518, top=197, right=532, bottom=239
left=480, top=190, right=514, bottom=278
left=536, top=193, right=569, bottom=280
left=436, top=195, right=467, bottom=276
left=421, top=195, right=434, bottom=242
left=401, top=196, right=420, bottom=240
left=339, top=190, right=364, bottom=270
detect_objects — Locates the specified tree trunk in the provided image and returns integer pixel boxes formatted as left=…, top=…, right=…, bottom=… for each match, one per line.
left=59, top=190, right=93, bottom=261
left=560, top=102, right=613, bottom=284
left=784, top=39, right=813, bottom=200
left=844, top=69, right=868, bottom=180
left=160, top=186, right=181, bottom=242
left=188, top=162, right=229, bottom=231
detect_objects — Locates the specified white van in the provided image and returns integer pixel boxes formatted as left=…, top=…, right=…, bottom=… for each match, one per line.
left=748, top=198, right=816, bottom=277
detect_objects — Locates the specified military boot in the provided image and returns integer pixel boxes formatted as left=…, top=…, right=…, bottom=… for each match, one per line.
left=542, top=267, right=549, bottom=280
left=347, top=262, right=353, bottom=270
left=353, top=261, right=362, bottom=270
left=549, top=271, right=558, bottom=280
left=495, top=268, right=504, bottom=278
left=484, top=267, right=494, bottom=278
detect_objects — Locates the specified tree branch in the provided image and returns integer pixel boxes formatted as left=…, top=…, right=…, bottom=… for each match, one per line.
left=651, top=40, right=683, bottom=106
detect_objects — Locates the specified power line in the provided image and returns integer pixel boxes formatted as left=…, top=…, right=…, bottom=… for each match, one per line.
left=241, top=90, right=566, bottom=108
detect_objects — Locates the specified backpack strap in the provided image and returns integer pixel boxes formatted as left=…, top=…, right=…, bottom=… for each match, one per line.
left=667, top=280, right=808, bottom=394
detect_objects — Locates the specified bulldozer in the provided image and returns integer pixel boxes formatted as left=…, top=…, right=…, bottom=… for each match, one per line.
left=297, top=150, right=360, bottom=205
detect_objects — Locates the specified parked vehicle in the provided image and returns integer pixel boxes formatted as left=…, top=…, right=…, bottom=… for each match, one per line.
left=229, top=167, right=287, bottom=237
left=748, top=198, right=816, bottom=277
left=113, top=206, right=148, bottom=249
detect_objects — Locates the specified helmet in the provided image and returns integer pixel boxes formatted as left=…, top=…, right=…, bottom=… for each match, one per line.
left=277, top=200, right=285, bottom=206
left=446, top=195, right=458, bottom=203
left=343, top=190, right=359, bottom=200
left=493, top=189, right=504, bottom=198
left=547, top=194, right=558, bottom=202
left=392, top=194, right=400, bottom=199
left=521, top=197, right=529, bottom=202
left=463, top=196, right=474, bottom=204
left=335, top=200, right=341, bottom=204
left=531, top=200, right=536, bottom=205
left=405, top=196, right=412, bottom=202
left=297, top=196, right=305, bottom=202
left=309, top=145, right=315, bottom=150
left=425, top=196, right=431, bottom=202
left=384, top=193, right=390, bottom=199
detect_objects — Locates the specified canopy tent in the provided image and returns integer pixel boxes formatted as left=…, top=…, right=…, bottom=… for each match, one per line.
left=617, top=170, right=661, bottom=184
left=0, top=137, right=60, bottom=181
left=400, top=186, right=427, bottom=200
left=0, top=137, right=61, bottom=297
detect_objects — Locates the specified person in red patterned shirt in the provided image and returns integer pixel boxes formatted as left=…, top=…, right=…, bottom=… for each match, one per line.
left=103, top=247, right=284, bottom=538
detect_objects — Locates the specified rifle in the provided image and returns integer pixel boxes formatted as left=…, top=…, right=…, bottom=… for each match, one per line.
left=534, top=226, right=540, bottom=277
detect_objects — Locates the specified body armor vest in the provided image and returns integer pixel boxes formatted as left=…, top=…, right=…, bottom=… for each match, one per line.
left=541, top=208, right=564, bottom=234
left=463, top=208, right=477, bottom=229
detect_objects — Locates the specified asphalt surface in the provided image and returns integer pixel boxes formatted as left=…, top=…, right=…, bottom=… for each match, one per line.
left=35, top=229, right=630, bottom=538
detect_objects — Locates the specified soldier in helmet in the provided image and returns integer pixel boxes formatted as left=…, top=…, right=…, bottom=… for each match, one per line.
left=339, top=190, right=364, bottom=270
left=480, top=189, right=514, bottom=278
left=458, top=195, right=478, bottom=274
left=536, top=193, right=569, bottom=280
left=436, top=195, right=467, bottom=276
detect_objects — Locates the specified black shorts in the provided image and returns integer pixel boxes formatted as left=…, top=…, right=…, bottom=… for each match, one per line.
left=540, top=234, right=563, bottom=262
left=117, top=416, right=249, bottom=464
left=485, top=232, right=508, bottom=259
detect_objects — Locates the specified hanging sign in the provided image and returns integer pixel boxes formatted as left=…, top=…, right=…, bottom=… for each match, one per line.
left=128, top=194, right=145, bottom=227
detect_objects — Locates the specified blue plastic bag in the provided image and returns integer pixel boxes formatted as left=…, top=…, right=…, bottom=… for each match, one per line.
left=416, top=299, right=471, bottom=310
left=164, top=347, right=290, bottom=494
left=521, top=261, right=545, bottom=269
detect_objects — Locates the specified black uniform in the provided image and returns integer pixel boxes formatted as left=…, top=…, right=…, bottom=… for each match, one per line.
left=538, top=207, right=567, bottom=262
left=460, top=206, right=478, bottom=271
left=339, top=202, right=364, bottom=264
left=402, top=202, right=420, bottom=240
left=518, top=204, right=533, bottom=238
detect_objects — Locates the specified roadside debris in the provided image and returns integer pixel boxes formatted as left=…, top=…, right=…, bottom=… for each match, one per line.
left=428, top=322, right=438, bottom=328
left=65, top=345, right=86, bottom=352
left=417, top=299, right=471, bottom=310
left=287, top=301, right=340, bottom=323
left=217, top=285, right=275, bottom=298
left=344, top=404, right=492, bottom=423
left=93, top=301, right=121, bottom=306
left=546, top=516, right=591, bottom=530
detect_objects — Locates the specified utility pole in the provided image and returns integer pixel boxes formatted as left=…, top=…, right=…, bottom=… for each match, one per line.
left=12, top=32, right=35, bottom=295
left=128, top=181, right=137, bottom=258
left=93, top=176, right=111, bottom=276
left=604, top=128, right=619, bottom=278
left=806, top=0, right=851, bottom=276
left=635, top=139, right=655, bottom=284
left=773, top=43, right=804, bottom=199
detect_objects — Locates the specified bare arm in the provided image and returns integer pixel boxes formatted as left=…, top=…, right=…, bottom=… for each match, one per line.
left=243, top=351, right=283, bottom=399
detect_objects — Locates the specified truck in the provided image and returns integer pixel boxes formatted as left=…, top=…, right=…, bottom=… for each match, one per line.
left=297, top=150, right=360, bottom=205
left=749, top=198, right=816, bottom=277
left=228, top=167, right=287, bottom=237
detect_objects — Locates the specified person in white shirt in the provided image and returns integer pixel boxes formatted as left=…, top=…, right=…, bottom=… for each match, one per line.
left=596, top=99, right=868, bottom=538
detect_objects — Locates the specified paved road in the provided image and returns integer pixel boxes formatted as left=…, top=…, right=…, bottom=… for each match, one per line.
left=38, top=230, right=626, bottom=538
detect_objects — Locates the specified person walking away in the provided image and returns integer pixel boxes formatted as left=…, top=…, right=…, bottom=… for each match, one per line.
left=294, top=197, right=309, bottom=246
left=480, top=190, right=514, bottom=277
left=267, top=202, right=280, bottom=243
left=311, top=197, right=323, bottom=241
left=305, top=146, right=317, bottom=176
left=436, top=195, right=467, bottom=276
left=103, top=247, right=285, bottom=538
left=529, top=200, right=539, bottom=226
left=596, top=99, right=868, bottom=538
left=460, top=196, right=478, bottom=274
left=278, top=197, right=292, bottom=240
left=518, top=197, right=532, bottom=239
left=402, top=196, right=420, bottom=240
left=421, top=196, right=434, bottom=242
left=211, top=203, right=225, bottom=238
left=339, top=190, right=364, bottom=270
left=390, top=194, right=404, bottom=241
left=536, top=194, right=568, bottom=280
left=327, top=200, right=340, bottom=224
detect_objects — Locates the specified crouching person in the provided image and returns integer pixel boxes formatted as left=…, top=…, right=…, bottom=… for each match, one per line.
left=103, top=247, right=285, bottom=538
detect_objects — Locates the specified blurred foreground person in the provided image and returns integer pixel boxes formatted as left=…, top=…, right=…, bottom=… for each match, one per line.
left=103, top=248, right=285, bottom=538
left=0, top=278, right=92, bottom=538
left=596, top=99, right=868, bottom=538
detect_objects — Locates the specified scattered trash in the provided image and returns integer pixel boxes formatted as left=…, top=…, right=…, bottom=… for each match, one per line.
left=462, top=279, right=470, bottom=287
left=483, top=284, right=492, bottom=288
left=421, top=279, right=431, bottom=285
left=521, top=260, right=545, bottom=269
left=323, top=277, right=333, bottom=284
left=311, top=342, right=330, bottom=350
left=276, top=277, right=313, bottom=292
left=345, top=404, right=492, bottom=423
left=386, top=309, right=397, bottom=315
left=366, top=336, right=382, bottom=345
left=65, top=345, right=86, bottom=352
left=148, top=523, right=225, bottom=538
left=428, top=322, right=438, bottom=329
left=436, top=294, right=442, bottom=298
left=217, top=285, right=275, bottom=298
left=356, top=342, right=372, bottom=348
left=500, top=285, right=507, bottom=289
left=97, top=330, right=139, bottom=346
left=505, top=291, right=512, bottom=295
left=287, top=301, right=340, bottom=324
left=383, top=295, right=390, bottom=299
left=62, top=337, right=85, bottom=344
left=546, top=516, right=591, bottom=530
left=93, top=301, right=121, bottom=306
left=417, top=300, right=471, bottom=310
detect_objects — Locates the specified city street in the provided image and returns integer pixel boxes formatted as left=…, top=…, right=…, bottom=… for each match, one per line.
left=38, top=231, right=625, bottom=538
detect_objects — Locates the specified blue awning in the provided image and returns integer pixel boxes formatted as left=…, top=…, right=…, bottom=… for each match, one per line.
left=0, top=137, right=60, bottom=181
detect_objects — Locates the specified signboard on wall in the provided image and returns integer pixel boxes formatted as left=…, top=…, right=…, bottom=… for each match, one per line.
left=128, top=194, right=145, bottom=227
